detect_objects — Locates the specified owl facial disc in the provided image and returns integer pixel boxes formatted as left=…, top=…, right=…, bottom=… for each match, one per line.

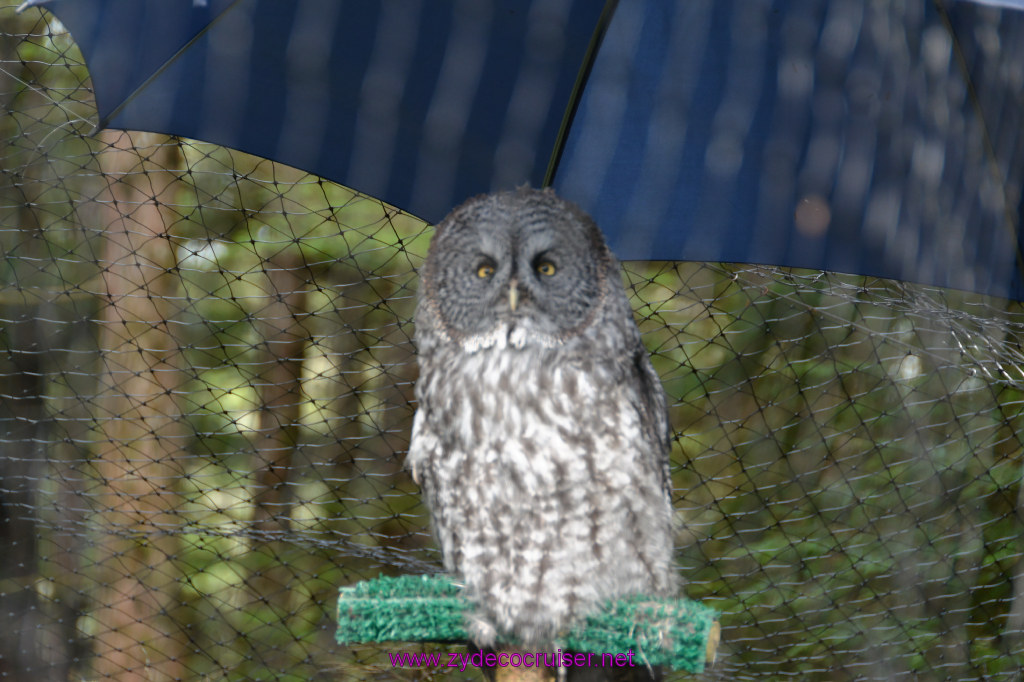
left=419, top=187, right=612, bottom=350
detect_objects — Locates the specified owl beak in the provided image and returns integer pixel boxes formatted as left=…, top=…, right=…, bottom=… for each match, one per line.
left=508, top=280, right=519, bottom=312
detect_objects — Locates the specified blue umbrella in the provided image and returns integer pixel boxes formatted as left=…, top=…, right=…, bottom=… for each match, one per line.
left=24, top=0, right=1024, bottom=298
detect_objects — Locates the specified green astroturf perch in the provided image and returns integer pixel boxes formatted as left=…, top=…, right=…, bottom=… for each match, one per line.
left=336, top=575, right=720, bottom=674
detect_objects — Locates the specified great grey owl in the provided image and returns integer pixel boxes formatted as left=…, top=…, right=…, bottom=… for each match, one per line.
left=407, top=187, right=678, bottom=649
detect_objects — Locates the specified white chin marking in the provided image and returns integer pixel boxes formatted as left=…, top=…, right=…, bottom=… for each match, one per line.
left=461, top=323, right=561, bottom=353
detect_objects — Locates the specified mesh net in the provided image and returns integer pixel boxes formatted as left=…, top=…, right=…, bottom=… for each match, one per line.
left=1, top=4, right=1023, bottom=680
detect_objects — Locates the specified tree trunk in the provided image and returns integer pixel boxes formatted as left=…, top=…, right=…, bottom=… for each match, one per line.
left=0, top=305, right=46, bottom=681
left=251, top=250, right=309, bottom=531
left=88, top=131, right=188, bottom=682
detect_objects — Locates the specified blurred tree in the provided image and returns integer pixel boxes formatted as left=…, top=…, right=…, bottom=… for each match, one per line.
left=0, top=304, right=47, bottom=680
left=87, top=130, right=188, bottom=681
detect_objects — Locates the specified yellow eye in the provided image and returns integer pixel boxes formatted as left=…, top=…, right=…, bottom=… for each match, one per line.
left=536, top=261, right=556, bottom=276
left=477, top=264, right=495, bottom=278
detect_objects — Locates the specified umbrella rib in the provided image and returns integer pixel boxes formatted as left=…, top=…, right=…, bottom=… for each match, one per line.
left=542, top=0, right=620, bottom=187
left=91, top=0, right=246, bottom=135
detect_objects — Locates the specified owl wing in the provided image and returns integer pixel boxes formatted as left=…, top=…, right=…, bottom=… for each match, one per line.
left=405, top=408, right=461, bottom=568
left=627, top=344, right=674, bottom=500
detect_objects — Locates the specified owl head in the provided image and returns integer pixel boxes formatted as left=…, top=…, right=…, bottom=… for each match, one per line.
left=416, top=187, right=619, bottom=350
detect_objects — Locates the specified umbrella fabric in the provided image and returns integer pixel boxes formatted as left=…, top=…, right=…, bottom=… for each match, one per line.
left=42, top=0, right=606, bottom=223
left=554, top=0, right=1024, bottom=299
left=34, top=0, right=1024, bottom=299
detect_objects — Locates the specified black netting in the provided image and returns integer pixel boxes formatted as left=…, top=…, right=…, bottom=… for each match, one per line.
left=1, top=4, right=1023, bottom=681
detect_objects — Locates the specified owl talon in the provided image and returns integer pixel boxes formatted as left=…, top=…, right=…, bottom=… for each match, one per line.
left=467, top=614, right=498, bottom=649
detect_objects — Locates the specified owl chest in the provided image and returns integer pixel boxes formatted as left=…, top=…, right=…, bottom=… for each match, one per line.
left=421, top=347, right=630, bottom=493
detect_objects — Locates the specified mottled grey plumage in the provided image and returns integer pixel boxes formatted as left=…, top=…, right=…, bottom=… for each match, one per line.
left=408, top=187, right=678, bottom=649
